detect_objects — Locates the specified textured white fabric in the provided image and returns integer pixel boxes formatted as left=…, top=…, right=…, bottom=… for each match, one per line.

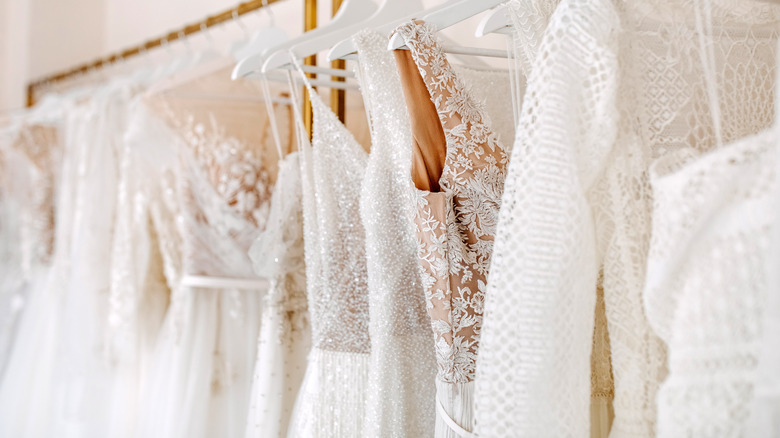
left=646, top=130, right=777, bottom=438
left=245, top=152, right=310, bottom=438
left=119, top=84, right=276, bottom=438
left=394, top=20, right=511, bottom=438
left=353, top=29, right=437, bottom=438
left=287, top=62, right=371, bottom=438
left=0, top=81, right=135, bottom=438
left=475, top=1, right=780, bottom=437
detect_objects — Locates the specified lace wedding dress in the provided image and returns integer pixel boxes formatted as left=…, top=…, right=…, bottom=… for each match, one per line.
left=120, top=70, right=283, bottom=438
left=286, top=64, right=371, bottom=437
left=474, top=1, right=779, bottom=437
left=245, top=151, right=310, bottom=438
left=393, top=21, right=510, bottom=437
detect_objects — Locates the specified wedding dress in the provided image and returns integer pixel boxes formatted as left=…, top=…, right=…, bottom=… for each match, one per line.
left=287, top=63, right=371, bottom=437
left=393, top=20, right=510, bottom=437
left=353, top=29, right=437, bottom=437
left=0, top=118, right=61, bottom=373
left=646, top=123, right=778, bottom=438
left=0, top=80, right=136, bottom=438
left=245, top=151, right=310, bottom=438
left=123, top=70, right=284, bottom=438
left=643, top=11, right=780, bottom=437
left=474, top=1, right=779, bottom=437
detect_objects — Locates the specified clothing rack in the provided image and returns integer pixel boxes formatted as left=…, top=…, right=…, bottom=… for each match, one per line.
left=25, top=0, right=287, bottom=107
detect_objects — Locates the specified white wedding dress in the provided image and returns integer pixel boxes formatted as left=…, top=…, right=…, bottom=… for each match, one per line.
left=122, top=83, right=281, bottom=438
left=0, top=114, right=61, bottom=374
left=0, top=79, right=137, bottom=438
left=475, top=1, right=780, bottom=437
left=353, top=29, right=437, bottom=437
left=287, top=64, right=371, bottom=437
left=245, top=151, right=310, bottom=438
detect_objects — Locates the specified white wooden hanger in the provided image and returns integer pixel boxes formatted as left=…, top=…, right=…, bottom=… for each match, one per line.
left=328, top=0, right=466, bottom=61
left=257, top=0, right=377, bottom=74
left=387, top=0, right=506, bottom=51
left=293, top=0, right=424, bottom=64
left=475, top=4, right=512, bottom=37
left=231, top=0, right=290, bottom=79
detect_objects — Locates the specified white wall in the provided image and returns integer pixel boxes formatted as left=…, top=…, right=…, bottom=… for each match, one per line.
left=0, top=0, right=508, bottom=111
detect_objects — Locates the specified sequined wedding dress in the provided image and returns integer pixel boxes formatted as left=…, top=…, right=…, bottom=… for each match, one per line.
left=474, top=1, right=780, bottom=438
left=353, top=29, right=437, bottom=437
left=286, top=65, right=371, bottom=437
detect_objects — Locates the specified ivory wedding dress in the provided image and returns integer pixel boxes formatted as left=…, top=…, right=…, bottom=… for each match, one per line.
left=245, top=151, right=310, bottom=438
left=393, top=20, right=510, bottom=438
left=0, top=117, right=61, bottom=372
left=353, top=29, right=437, bottom=437
left=475, top=1, right=779, bottom=437
left=644, top=19, right=780, bottom=438
left=0, top=79, right=136, bottom=438
left=119, top=69, right=284, bottom=438
left=287, top=64, right=371, bottom=438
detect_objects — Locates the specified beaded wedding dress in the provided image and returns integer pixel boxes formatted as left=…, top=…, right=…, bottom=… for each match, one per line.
left=286, top=66, right=371, bottom=437
left=393, top=21, right=510, bottom=438
left=245, top=151, right=310, bottom=438
left=353, top=29, right=437, bottom=437
left=475, top=1, right=779, bottom=437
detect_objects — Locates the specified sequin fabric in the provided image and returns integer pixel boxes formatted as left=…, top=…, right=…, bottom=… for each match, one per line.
left=287, top=60, right=370, bottom=437
left=353, top=29, right=437, bottom=437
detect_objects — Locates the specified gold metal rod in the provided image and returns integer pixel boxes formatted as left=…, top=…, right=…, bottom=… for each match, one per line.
left=302, top=0, right=317, bottom=139
left=329, top=0, right=346, bottom=123
left=26, top=0, right=285, bottom=106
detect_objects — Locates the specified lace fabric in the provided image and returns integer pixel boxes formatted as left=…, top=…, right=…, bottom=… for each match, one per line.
left=116, top=67, right=290, bottom=438
left=393, top=20, right=510, bottom=436
left=474, top=1, right=780, bottom=437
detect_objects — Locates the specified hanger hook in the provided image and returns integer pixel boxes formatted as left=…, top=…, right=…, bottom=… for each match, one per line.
left=261, top=0, right=275, bottom=27
left=178, top=30, right=192, bottom=53
left=200, top=22, right=215, bottom=46
left=232, top=8, right=250, bottom=38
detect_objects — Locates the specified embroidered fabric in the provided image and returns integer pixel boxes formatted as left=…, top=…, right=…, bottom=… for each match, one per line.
left=286, top=60, right=371, bottom=437
left=474, top=1, right=779, bottom=437
left=393, top=20, right=510, bottom=437
left=245, top=152, right=310, bottom=438
left=114, top=66, right=289, bottom=438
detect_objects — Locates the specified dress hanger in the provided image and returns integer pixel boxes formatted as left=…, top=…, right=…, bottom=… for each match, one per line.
left=259, top=0, right=377, bottom=74
left=387, top=0, right=507, bottom=56
left=475, top=4, right=512, bottom=37
left=293, top=0, right=424, bottom=64
left=232, top=0, right=375, bottom=79
left=328, top=0, right=470, bottom=61
left=231, top=1, right=289, bottom=73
